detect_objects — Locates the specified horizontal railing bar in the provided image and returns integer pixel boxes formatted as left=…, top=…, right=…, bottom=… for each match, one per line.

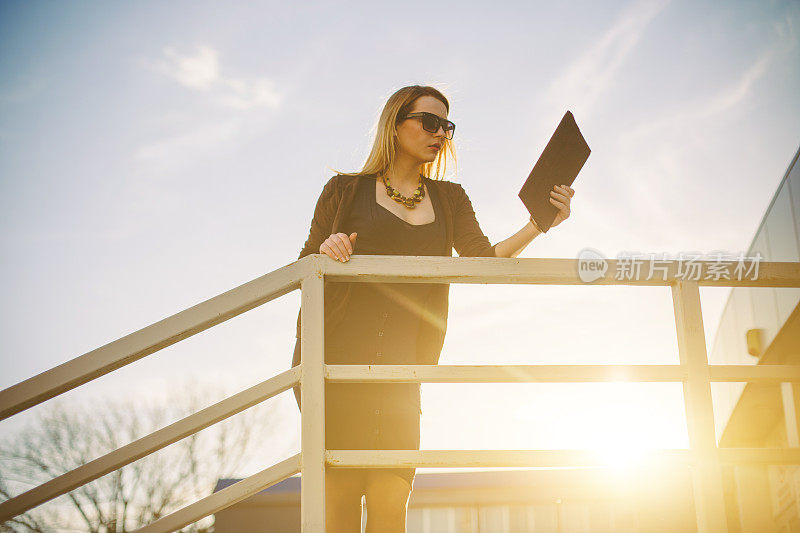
left=328, top=448, right=800, bottom=468
left=707, top=365, right=800, bottom=382
left=133, top=454, right=300, bottom=533
left=327, top=450, right=693, bottom=468
left=326, top=364, right=688, bottom=382
left=0, top=367, right=300, bottom=522
left=327, top=364, right=800, bottom=383
left=0, top=260, right=309, bottom=420
left=317, top=256, right=799, bottom=288
left=717, top=448, right=800, bottom=464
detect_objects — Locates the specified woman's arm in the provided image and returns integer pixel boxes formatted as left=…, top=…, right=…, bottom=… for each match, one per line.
left=298, top=176, right=339, bottom=260
left=494, top=218, right=543, bottom=258
left=493, top=184, right=575, bottom=258
left=452, top=182, right=573, bottom=258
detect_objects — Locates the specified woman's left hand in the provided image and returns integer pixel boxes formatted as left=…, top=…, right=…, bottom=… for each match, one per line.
left=549, top=184, right=574, bottom=228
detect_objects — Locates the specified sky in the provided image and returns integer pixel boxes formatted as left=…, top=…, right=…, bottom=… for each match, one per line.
left=1, top=0, right=799, bottom=483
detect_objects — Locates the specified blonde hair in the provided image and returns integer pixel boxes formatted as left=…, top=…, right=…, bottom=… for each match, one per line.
left=333, top=85, right=457, bottom=181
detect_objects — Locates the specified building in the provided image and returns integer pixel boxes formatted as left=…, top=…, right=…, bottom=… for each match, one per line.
left=213, top=464, right=696, bottom=532
left=710, top=145, right=800, bottom=532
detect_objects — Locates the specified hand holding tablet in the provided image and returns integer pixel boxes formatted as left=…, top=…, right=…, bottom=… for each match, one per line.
left=518, top=111, right=590, bottom=233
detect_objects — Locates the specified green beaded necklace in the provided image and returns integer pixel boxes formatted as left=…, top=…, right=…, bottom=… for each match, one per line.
left=381, top=172, right=425, bottom=208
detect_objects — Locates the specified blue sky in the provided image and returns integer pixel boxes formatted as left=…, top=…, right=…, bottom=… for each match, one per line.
left=1, top=0, right=799, bottom=477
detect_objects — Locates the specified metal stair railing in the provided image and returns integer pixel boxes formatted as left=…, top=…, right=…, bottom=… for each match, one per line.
left=0, top=255, right=798, bottom=533
left=0, top=258, right=311, bottom=527
left=297, top=256, right=800, bottom=533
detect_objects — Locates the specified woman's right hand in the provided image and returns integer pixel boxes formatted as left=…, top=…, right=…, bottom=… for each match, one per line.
left=320, top=232, right=357, bottom=262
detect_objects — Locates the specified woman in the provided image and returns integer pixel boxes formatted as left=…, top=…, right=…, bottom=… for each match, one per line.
left=292, top=85, right=574, bottom=531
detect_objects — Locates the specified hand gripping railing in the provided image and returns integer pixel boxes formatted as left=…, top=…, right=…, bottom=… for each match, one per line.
left=1, top=255, right=799, bottom=532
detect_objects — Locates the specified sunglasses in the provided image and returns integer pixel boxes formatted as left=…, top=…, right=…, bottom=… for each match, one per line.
left=400, top=111, right=456, bottom=140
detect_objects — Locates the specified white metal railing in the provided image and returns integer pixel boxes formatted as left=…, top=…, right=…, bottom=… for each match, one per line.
left=0, top=254, right=798, bottom=532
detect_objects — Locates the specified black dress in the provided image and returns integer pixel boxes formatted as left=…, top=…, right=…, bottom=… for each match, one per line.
left=293, top=174, right=448, bottom=488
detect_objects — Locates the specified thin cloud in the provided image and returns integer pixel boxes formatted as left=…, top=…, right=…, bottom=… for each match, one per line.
left=161, top=45, right=220, bottom=91
left=546, top=0, right=671, bottom=118
left=147, top=44, right=282, bottom=110
left=134, top=117, right=244, bottom=164
left=619, top=6, right=794, bottom=143
left=620, top=44, right=780, bottom=153
left=134, top=45, right=283, bottom=167
left=700, top=48, right=776, bottom=118
left=216, top=78, right=282, bottom=110
left=609, top=42, right=783, bottom=246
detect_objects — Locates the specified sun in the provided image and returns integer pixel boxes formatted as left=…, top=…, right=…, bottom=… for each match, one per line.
left=593, top=443, right=650, bottom=470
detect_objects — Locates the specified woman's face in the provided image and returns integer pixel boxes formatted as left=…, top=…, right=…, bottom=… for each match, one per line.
left=395, top=95, right=449, bottom=164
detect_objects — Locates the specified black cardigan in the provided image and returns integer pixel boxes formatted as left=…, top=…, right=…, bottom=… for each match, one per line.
left=294, top=173, right=496, bottom=367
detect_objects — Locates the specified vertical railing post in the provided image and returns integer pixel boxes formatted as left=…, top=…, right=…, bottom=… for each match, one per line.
left=300, top=265, right=325, bottom=531
left=672, top=280, right=728, bottom=532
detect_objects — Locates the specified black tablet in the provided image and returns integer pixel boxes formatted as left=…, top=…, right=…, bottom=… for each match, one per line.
left=518, top=110, right=590, bottom=233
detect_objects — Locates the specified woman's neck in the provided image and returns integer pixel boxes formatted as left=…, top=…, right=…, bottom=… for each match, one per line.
left=384, top=156, right=422, bottom=191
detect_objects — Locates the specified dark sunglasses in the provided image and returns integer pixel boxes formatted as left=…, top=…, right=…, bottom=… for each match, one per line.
left=400, top=111, right=456, bottom=140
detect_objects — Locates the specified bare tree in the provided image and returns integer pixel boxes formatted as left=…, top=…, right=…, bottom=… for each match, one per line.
left=0, top=382, right=278, bottom=532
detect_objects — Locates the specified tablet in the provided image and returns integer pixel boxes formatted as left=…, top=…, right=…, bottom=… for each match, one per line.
left=518, top=110, right=590, bottom=233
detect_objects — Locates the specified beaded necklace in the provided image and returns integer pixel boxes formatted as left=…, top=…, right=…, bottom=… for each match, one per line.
left=381, top=172, right=425, bottom=208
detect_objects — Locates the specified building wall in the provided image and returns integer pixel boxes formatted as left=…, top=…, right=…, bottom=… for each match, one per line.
left=710, top=146, right=800, bottom=436
left=213, top=497, right=693, bottom=533
left=709, top=146, right=800, bottom=533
